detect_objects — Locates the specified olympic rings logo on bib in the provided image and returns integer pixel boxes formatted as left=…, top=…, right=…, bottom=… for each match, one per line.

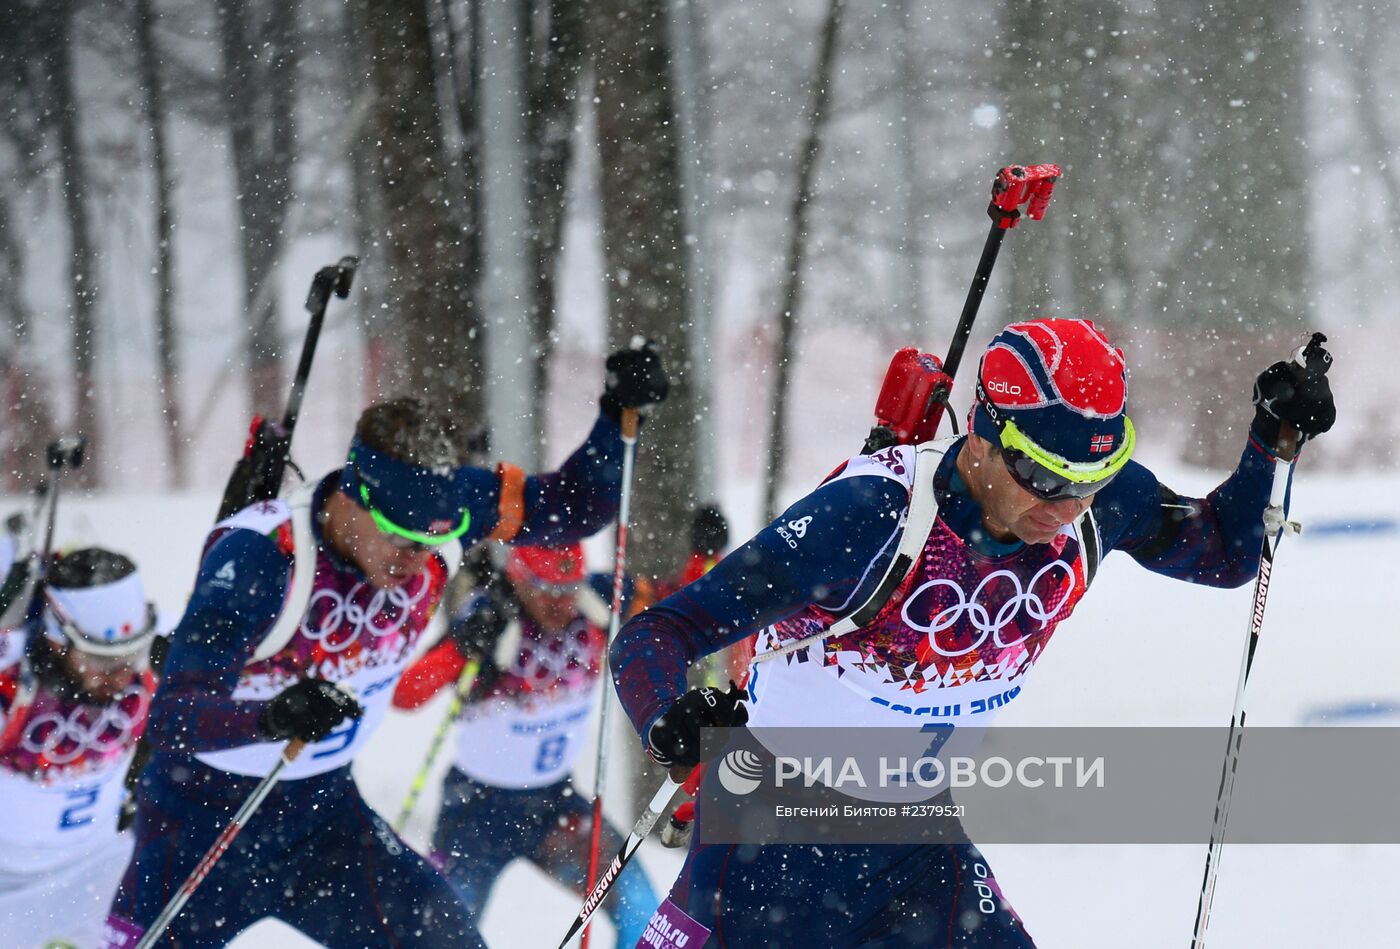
left=510, top=621, right=599, bottom=688
left=901, top=560, right=1075, bottom=658
left=21, top=686, right=148, bottom=765
left=302, top=577, right=431, bottom=653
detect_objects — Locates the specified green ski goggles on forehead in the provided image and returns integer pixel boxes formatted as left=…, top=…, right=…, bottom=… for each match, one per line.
left=358, top=481, right=472, bottom=547
left=995, top=415, right=1137, bottom=502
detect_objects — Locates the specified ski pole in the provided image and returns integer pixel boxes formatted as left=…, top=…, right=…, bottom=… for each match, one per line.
left=134, top=739, right=306, bottom=949
left=1189, top=334, right=1331, bottom=949
left=928, top=163, right=1061, bottom=435
left=394, top=658, right=481, bottom=832
left=580, top=406, right=641, bottom=949
left=393, top=608, right=524, bottom=833
left=0, top=478, right=56, bottom=623
left=38, top=436, right=86, bottom=577
left=559, top=773, right=683, bottom=949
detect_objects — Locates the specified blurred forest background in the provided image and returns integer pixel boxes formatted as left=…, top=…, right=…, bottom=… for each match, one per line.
left=1, top=0, right=1397, bottom=575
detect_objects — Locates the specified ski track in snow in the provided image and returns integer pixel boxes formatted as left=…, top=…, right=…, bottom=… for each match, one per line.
left=7, top=466, right=1396, bottom=948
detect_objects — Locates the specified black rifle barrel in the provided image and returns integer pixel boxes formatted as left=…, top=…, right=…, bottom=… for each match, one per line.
left=282, top=257, right=358, bottom=435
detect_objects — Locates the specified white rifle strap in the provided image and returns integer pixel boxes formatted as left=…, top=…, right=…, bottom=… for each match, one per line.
left=250, top=482, right=321, bottom=664
left=1074, top=505, right=1101, bottom=587
left=755, top=439, right=950, bottom=663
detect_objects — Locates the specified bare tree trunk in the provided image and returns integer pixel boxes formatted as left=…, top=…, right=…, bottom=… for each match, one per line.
left=0, top=190, right=55, bottom=490
left=526, top=0, right=585, bottom=447
left=135, top=0, right=186, bottom=488
left=479, top=0, right=536, bottom=466
left=762, top=0, right=843, bottom=524
left=363, top=0, right=484, bottom=424
left=665, top=0, right=717, bottom=492
left=343, top=0, right=391, bottom=404
left=218, top=0, right=298, bottom=417
left=589, top=0, right=695, bottom=578
left=52, top=0, right=101, bottom=489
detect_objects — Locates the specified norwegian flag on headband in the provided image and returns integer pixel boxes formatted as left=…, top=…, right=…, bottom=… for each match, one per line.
left=977, top=318, right=1129, bottom=463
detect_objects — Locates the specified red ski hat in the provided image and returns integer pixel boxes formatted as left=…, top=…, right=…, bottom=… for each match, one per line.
left=507, top=543, right=586, bottom=590
left=972, top=318, right=1130, bottom=465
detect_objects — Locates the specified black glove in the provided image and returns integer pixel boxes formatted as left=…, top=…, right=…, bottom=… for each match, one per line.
left=690, top=504, right=729, bottom=557
left=449, top=586, right=519, bottom=669
left=647, top=682, right=748, bottom=769
left=1252, top=333, right=1335, bottom=450
left=258, top=678, right=363, bottom=743
left=601, top=339, right=670, bottom=422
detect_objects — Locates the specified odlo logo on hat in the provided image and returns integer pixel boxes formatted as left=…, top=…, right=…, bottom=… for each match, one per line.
left=979, top=318, right=1129, bottom=463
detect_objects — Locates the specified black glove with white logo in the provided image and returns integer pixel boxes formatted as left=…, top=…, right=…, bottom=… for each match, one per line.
left=1251, top=332, right=1335, bottom=451
left=258, top=679, right=363, bottom=743
left=601, top=339, right=670, bottom=422
left=647, top=682, right=748, bottom=770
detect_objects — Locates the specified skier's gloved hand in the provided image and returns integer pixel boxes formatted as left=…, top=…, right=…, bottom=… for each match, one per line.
left=1251, top=336, right=1335, bottom=451
left=446, top=585, right=520, bottom=696
left=601, top=339, right=670, bottom=423
left=449, top=587, right=518, bottom=660
left=647, top=682, right=748, bottom=770
left=258, top=678, right=363, bottom=743
left=690, top=505, right=729, bottom=558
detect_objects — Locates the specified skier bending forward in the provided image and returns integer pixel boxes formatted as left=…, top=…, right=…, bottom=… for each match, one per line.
left=105, top=343, right=668, bottom=948
left=610, top=318, right=1335, bottom=948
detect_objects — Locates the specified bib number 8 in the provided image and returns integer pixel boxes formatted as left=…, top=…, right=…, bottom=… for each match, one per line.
left=534, top=735, right=569, bottom=774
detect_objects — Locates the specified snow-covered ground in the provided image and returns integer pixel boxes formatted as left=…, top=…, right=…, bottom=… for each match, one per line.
left=9, top=459, right=1397, bottom=948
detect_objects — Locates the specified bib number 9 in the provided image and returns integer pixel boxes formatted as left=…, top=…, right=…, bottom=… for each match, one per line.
left=311, top=717, right=362, bottom=760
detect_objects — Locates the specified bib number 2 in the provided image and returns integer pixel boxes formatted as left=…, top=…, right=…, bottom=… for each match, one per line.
left=59, top=786, right=101, bottom=830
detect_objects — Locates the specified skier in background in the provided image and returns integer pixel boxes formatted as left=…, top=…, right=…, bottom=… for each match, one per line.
left=0, top=548, right=161, bottom=948
left=394, top=542, right=659, bottom=946
left=105, top=343, right=669, bottom=948
left=610, top=319, right=1335, bottom=946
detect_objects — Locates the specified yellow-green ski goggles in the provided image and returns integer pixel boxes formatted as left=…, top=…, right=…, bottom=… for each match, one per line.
left=359, top=482, right=471, bottom=548
left=996, top=415, right=1136, bottom=501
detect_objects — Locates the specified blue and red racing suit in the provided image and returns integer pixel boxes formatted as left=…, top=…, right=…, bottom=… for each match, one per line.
left=108, top=414, right=626, bottom=949
left=612, top=433, right=1280, bottom=948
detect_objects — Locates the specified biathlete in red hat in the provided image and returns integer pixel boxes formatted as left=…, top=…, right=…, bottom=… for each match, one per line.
left=609, top=318, right=1335, bottom=947
left=393, top=541, right=660, bottom=946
